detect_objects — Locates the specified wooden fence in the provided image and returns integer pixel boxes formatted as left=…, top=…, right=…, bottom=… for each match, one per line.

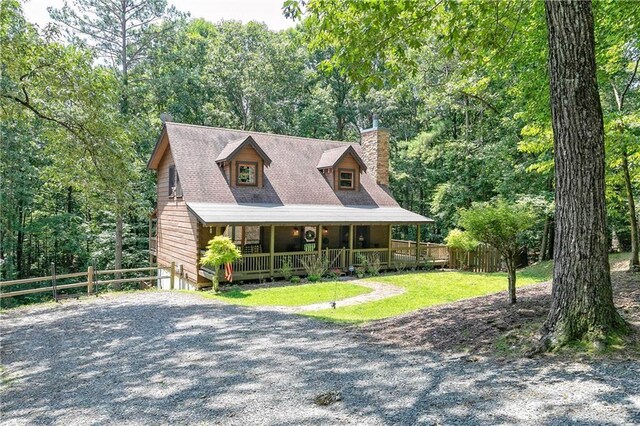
left=0, top=264, right=174, bottom=300
left=447, top=244, right=501, bottom=273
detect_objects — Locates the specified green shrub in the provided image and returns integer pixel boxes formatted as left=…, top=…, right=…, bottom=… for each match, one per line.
left=290, top=275, right=301, bottom=284
left=300, top=254, right=329, bottom=278
left=366, top=253, right=381, bottom=276
left=445, top=228, right=479, bottom=251
left=200, top=236, right=242, bottom=292
left=280, top=256, right=293, bottom=281
left=355, top=253, right=381, bottom=276
left=459, top=199, right=536, bottom=303
left=307, top=274, right=321, bottom=282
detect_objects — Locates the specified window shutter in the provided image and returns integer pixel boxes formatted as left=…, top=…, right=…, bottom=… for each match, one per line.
left=175, top=171, right=183, bottom=197
left=168, top=166, right=175, bottom=196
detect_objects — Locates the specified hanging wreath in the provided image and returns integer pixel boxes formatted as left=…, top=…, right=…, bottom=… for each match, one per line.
left=305, top=229, right=316, bottom=241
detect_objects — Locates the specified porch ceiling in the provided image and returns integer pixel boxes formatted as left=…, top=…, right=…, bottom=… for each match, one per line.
left=187, top=202, right=433, bottom=226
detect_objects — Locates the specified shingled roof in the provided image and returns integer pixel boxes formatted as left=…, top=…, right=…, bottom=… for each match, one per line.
left=316, top=145, right=367, bottom=171
left=215, top=135, right=272, bottom=165
left=148, top=122, right=433, bottom=223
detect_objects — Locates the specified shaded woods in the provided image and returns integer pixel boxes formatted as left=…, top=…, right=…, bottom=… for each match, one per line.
left=1, top=0, right=638, bottom=285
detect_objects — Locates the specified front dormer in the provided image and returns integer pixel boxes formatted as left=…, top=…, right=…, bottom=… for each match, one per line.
left=216, top=136, right=272, bottom=188
left=317, top=145, right=367, bottom=191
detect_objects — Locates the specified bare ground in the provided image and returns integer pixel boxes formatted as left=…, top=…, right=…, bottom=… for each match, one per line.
left=356, top=271, right=640, bottom=358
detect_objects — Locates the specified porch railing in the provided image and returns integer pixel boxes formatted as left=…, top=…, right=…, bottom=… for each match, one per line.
left=352, top=248, right=389, bottom=266
left=198, top=241, right=476, bottom=282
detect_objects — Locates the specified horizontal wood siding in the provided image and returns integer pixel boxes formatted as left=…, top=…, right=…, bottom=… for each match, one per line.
left=156, top=144, right=200, bottom=285
left=334, top=154, right=361, bottom=190
left=230, top=145, right=264, bottom=187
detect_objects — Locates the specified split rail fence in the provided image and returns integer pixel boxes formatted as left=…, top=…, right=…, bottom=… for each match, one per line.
left=0, top=264, right=178, bottom=300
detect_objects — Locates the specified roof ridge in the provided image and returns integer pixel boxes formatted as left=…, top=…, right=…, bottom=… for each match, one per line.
left=165, top=122, right=359, bottom=145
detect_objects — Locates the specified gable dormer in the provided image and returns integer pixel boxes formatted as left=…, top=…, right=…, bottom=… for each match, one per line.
left=216, top=136, right=272, bottom=188
left=317, top=145, right=367, bottom=191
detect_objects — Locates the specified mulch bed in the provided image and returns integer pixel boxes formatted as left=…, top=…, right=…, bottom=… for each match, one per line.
left=356, top=271, right=640, bottom=358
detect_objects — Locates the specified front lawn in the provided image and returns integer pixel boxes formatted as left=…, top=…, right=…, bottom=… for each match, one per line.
left=196, top=281, right=372, bottom=307
left=304, top=266, right=552, bottom=323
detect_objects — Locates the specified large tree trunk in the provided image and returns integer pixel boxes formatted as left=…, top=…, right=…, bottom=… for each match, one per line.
left=622, top=151, right=639, bottom=271
left=542, top=0, right=626, bottom=347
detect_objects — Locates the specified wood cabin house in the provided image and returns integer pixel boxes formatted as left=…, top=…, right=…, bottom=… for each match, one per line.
left=147, top=121, right=441, bottom=289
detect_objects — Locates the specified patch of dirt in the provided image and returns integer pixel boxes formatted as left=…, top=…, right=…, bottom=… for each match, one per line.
left=357, top=271, right=639, bottom=358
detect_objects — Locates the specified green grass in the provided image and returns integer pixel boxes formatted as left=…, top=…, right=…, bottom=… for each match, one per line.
left=195, top=281, right=372, bottom=307
left=303, top=252, right=633, bottom=323
left=304, top=264, right=553, bottom=323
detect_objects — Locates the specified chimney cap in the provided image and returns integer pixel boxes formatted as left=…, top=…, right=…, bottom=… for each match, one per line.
left=361, top=113, right=389, bottom=133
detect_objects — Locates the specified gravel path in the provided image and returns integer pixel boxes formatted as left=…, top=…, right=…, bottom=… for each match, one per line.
left=255, top=280, right=405, bottom=313
left=1, top=291, right=639, bottom=425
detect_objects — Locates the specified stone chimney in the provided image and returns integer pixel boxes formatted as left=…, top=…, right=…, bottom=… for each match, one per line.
left=360, top=114, right=390, bottom=186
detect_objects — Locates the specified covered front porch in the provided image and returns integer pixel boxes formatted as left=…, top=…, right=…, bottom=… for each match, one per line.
left=197, top=223, right=446, bottom=282
left=187, top=202, right=436, bottom=283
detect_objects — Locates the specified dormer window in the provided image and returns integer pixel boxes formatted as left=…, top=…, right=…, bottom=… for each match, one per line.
left=237, top=162, right=257, bottom=186
left=317, top=145, right=367, bottom=191
left=338, top=169, right=355, bottom=189
left=216, top=135, right=272, bottom=188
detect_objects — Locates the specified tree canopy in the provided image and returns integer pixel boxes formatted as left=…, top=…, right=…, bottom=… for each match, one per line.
left=1, top=0, right=638, bottom=339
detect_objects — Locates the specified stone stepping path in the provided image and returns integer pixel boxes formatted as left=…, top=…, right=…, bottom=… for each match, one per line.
left=254, top=280, right=405, bottom=313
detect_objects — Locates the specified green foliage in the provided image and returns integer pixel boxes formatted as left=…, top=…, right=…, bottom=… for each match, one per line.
left=459, top=198, right=537, bottom=302
left=290, top=275, right=301, bottom=284
left=445, top=229, right=479, bottom=252
left=3, top=0, right=638, bottom=298
left=300, top=254, right=329, bottom=279
left=355, top=253, right=381, bottom=277
left=200, top=236, right=241, bottom=292
left=200, top=236, right=242, bottom=269
left=279, top=256, right=294, bottom=281
left=459, top=200, right=536, bottom=259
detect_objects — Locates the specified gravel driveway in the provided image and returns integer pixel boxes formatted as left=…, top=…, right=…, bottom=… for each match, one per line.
left=1, top=291, right=639, bottom=425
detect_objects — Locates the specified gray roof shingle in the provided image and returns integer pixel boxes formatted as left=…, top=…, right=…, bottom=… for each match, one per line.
left=316, top=146, right=367, bottom=171
left=153, top=122, right=433, bottom=223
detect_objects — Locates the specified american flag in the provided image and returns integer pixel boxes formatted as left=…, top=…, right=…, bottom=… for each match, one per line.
left=224, top=263, right=233, bottom=282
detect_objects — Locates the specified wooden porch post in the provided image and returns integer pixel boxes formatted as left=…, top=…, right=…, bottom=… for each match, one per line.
left=269, top=225, right=275, bottom=277
left=316, top=225, right=322, bottom=255
left=415, top=224, right=421, bottom=267
left=348, top=224, right=354, bottom=266
left=387, top=224, right=392, bottom=270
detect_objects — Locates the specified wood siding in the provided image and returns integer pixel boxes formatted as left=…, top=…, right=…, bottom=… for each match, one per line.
left=156, top=144, right=201, bottom=285
left=229, top=145, right=264, bottom=187
left=333, top=153, right=361, bottom=190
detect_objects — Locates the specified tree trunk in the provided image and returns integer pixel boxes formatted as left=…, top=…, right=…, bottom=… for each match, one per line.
left=622, top=151, right=639, bottom=271
left=542, top=0, right=626, bottom=347
left=539, top=216, right=550, bottom=261
left=507, top=257, right=517, bottom=304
